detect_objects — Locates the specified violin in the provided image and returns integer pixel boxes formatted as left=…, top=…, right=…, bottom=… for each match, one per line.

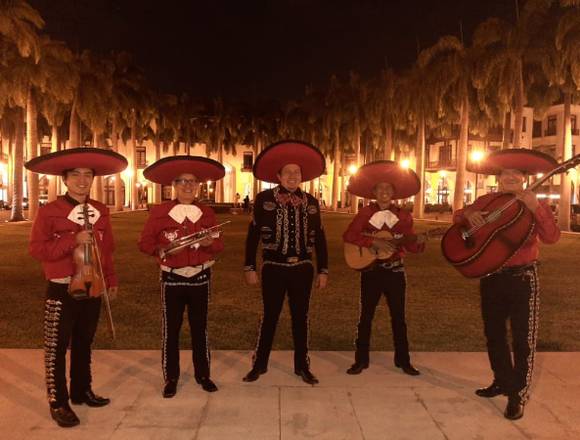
left=69, top=204, right=106, bottom=299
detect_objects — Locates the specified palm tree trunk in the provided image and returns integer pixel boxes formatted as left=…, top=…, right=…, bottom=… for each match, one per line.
left=68, top=97, right=81, bottom=148
left=216, top=143, right=224, bottom=203
left=384, top=121, right=393, bottom=160
left=413, top=112, right=426, bottom=219
left=10, top=108, right=25, bottom=221
left=502, top=110, right=511, bottom=149
left=91, top=131, right=104, bottom=202
left=130, top=110, right=138, bottom=210
left=351, top=118, right=361, bottom=213
left=47, top=125, right=58, bottom=202
left=559, top=91, right=572, bottom=231
left=26, top=87, right=39, bottom=221
left=331, top=127, right=340, bottom=211
left=153, top=133, right=162, bottom=204
left=112, top=117, right=124, bottom=211
left=512, top=63, right=525, bottom=147
left=453, top=93, right=469, bottom=210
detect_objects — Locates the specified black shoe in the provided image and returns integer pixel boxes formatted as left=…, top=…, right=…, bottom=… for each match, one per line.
left=475, top=381, right=507, bottom=398
left=295, top=368, right=319, bottom=385
left=196, top=377, right=218, bottom=393
left=162, top=379, right=178, bottom=398
left=395, top=363, right=421, bottom=376
left=50, top=404, right=80, bottom=428
left=504, top=396, right=524, bottom=420
left=346, top=362, right=369, bottom=375
left=70, top=390, right=110, bottom=407
left=243, top=367, right=267, bottom=382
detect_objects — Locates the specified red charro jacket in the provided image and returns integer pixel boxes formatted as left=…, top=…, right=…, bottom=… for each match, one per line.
left=343, top=202, right=425, bottom=260
left=138, top=200, right=224, bottom=267
left=29, top=196, right=118, bottom=287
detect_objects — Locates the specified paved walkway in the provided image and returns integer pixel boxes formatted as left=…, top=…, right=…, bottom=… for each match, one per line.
left=0, top=350, right=579, bottom=439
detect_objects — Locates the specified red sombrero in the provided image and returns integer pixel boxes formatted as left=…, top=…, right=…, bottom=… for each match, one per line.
left=347, top=160, right=421, bottom=199
left=25, top=147, right=128, bottom=176
left=467, top=148, right=557, bottom=175
left=253, top=140, right=326, bottom=183
left=143, top=156, right=225, bottom=185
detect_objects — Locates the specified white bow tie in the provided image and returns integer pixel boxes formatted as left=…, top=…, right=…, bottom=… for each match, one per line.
left=67, top=203, right=101, bottom=226
left=168, top=204, right=202, bottom=224
left=368, top=209, right=399, bottom=230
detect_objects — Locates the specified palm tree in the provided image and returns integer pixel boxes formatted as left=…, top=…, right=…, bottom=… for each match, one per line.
left=418, top=36, right=475, bottom=211
left=325, top=75, right=347, bottom=211
left=0, top=0, right=43, bottom=221
left=549, top=1, right=580, bottom=230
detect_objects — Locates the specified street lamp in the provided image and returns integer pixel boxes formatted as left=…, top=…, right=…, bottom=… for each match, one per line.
left=400, top=159, right=410, bottom=169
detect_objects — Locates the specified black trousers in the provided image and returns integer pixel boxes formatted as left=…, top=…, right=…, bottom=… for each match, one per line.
left=354, top=265, right=411, bottom=366
left=253, top=262, right=314, bottom=370
left=160, top=269, right=211, bottom=382
left=480, top=264, right=540, bottom=403
left=44, top=282, right=101, bottom=407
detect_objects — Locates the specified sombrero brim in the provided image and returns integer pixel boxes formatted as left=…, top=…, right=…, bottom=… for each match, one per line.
left=253, top=140, right=325, bottom=183
left=347, top=160, right=421, bottom=199
left=143, top=156, right=225, bottom=185
left=467, top=148, right=558, bottom=175
left=25, top=147, right=128, bottom=176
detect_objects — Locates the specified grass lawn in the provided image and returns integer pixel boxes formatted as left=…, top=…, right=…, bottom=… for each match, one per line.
left=1, top=210, right=579, bottom=352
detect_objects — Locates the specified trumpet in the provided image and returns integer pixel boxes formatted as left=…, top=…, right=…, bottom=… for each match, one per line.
left=159, top=221, right=230, bottom=260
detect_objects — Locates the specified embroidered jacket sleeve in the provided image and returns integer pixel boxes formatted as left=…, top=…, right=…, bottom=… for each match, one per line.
left=342, top=207, right=375, bottom=248
left=534, top=201, right=560, bottom=244
left=29, top=205, right=77, bottom=261
left=312, top=199, right=329, bottom=274
left=244, top=193, right=263, bottom=271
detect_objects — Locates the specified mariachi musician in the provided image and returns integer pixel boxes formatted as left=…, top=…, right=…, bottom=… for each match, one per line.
left=243, top=140, right=328, bottom=385
left=139, top=156, right=225, bottom=396
left=27, top=148, right=127, bottom=428
left=451, top=149, right=560, bottom=420
left=343, top=161, right=426, bottom=377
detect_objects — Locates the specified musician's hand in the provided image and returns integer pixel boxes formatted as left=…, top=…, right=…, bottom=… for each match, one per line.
left=244, top=271, right=259, bottom=286
left=107, top=286, right=118, bottom=301
left=516, top=190, right=539, bottom=212
left=199, top=236, right=214, bottom=247
left=75, top=230, right=92, bottom=245
left=315, top=273, right=328, bottom=289
left=465, top=210, right=488, bottom=228
left=372, top=238, right=396, bottom=253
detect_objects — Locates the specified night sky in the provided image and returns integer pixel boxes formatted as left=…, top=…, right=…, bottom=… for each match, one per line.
left=29, top=0, right=515, bottom=100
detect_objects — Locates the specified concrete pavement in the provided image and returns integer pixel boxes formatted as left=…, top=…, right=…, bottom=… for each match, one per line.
left=0, top=350, right=579, bottom=439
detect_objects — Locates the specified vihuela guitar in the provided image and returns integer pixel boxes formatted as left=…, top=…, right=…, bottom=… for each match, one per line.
left=344, top=227, right=447, bottom=270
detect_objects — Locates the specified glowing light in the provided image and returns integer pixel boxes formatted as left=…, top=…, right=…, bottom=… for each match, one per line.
left=206, top=180, right=211, bottom=186
left=470, top=150, right=484, bottom=162
left=123, top=169, right=134, bottom=179
left=464, top=189, right=473, bottom=193
left=439, top=170, right=447, bottom=178
left=348, top=164, right=358, bottom=175
left=0, top=162, right=7, bottom=177
left=400, top=159, right=410, bottom=169
left=136, top=182, right=141, bottom=188
left=536, top=173, right=544, bottom=178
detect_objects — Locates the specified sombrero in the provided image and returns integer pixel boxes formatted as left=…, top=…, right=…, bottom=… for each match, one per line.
left=347, top=160, right=421, bottom=199
left=467, top=148, right=557, bottom=175
left=25, top=147, right=128, bottom=176
left=143, top=156, right=225, bottom=185
left=253, top=140, right=325, bottom=183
